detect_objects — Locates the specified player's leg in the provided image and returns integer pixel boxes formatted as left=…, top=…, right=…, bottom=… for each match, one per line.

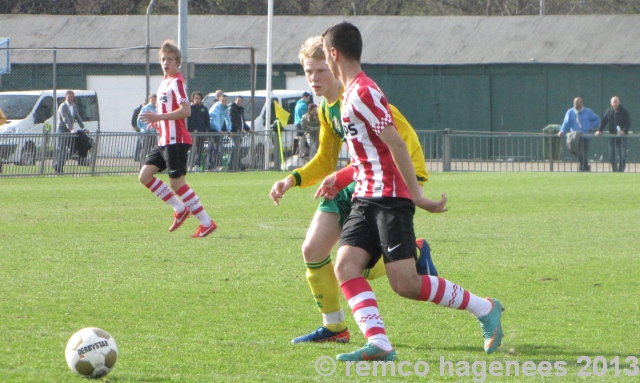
left=292, top=209, right=349, bottom=344
left=333, top=199, right=396, bottom=361
left=165, top=144, right=216, bottom=238
left=139, top=146, right=188, bottom=229
left=382, top=199, right=503, bottom=354
left=365, top=237, right=439, bottom=280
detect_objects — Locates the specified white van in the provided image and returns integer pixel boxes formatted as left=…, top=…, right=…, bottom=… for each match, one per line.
left=203, top=89, right=307, bottom=151
left=0, top=90, right=99, bottom=165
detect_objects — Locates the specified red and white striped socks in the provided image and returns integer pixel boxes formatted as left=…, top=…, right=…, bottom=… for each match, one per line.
left=341, top=276, right=392, bottom=351
left=175, top=184, right=212, bottom=226
left=145, top=177, right=185, bottom=212
left=418, top=275, right=492, bottom=318
left=145, top=178, right=212, bottom=226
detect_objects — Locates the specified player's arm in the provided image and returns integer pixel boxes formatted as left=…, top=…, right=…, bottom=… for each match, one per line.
left=379, top=125, right=435, bottom=212
left=390, top=105, right=446, bottom=213
left=314, top=164, right=354, bottom=200
left=140, top=102, right=190, bottom=124
left=270, top=115, right=341, bottom=205
left=293, top=116, right=342, bottom=187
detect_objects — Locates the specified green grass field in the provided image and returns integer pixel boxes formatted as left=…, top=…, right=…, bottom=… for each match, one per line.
left=1, top=171, right=638, bottom=382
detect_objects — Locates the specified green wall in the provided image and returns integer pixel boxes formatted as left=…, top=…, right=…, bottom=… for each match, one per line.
left=4, top=62, right=639, bottom=134
left=363, top=63, right=640, bottom=134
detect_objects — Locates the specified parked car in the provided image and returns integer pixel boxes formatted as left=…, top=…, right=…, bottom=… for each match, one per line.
left=0, top=90, right=99, bottom=165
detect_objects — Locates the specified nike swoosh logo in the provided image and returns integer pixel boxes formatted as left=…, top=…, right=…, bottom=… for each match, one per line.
left=387, top=244, right=402, bottom=252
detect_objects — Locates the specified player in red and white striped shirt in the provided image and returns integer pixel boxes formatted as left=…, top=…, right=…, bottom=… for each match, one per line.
left=138, top=40, right=216, bottom=238
left=318, top=22, right=503, bottom=362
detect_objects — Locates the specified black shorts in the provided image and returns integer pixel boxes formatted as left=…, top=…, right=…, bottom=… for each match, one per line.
left=339, top=197, right=416, bottom=269
left=144, top=143, right=192, bottom=178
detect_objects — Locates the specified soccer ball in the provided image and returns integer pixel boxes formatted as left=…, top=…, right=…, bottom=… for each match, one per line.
left=65, top=327, right=118, bottom=379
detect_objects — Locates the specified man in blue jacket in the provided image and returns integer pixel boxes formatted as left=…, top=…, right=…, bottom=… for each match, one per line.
left=294, top=92, right=312, bottom=156
left=208, top=92, right=231, bottom=169
left=558, top=97, right=601, bottom=172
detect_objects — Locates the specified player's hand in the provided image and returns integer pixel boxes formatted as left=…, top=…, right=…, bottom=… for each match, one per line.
left=270, top=177, right=294, bottom=206
left=314, top=173, right=339, bottom=200
left=414, top=194, right=448, bottom=213
left=139, top=111, right=159, bottom=124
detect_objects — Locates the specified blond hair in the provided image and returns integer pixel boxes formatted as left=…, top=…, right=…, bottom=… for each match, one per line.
left=298, top=36, right=325, bottom=65
left=159, top=39, right=181, bottom=66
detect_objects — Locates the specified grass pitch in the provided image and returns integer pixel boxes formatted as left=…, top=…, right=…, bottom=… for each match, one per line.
left=0, top=171, right=638, bottom=382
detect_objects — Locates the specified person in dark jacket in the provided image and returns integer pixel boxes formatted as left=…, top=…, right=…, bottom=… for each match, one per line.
left=228, top=96, right=251, bottom=170
left=187, top=91, right=210, bottom=169
left=131, top=98, right=145, bottom=160
left=596, top=96, right=631, bottom=172
left=229, top=96, right=251, bottom=133
left=54, top=90, right=85, bottom=173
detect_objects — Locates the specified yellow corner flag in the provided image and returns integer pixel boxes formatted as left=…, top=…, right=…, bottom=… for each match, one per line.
left=273, top=100, right=290, bottom=170
left=274, top=100, right=290, bottom=127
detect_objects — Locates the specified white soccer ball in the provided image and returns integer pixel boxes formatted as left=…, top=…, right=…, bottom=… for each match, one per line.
left=65, top=327, right=118, bottom=379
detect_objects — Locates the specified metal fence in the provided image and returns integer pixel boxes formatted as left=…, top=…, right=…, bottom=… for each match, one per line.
left=1, top=130, right=638, bottom=177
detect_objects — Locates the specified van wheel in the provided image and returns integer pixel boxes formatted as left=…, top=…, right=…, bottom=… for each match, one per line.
left=18, top=145, right=37, bottom=166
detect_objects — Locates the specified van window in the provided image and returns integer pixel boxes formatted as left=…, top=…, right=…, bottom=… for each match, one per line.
left=245, top=97, right=266, bottom=121
left=34, top=96, right=53, bottom=124
left=0, top=94, right=39, bottom=119
left=56, top=95, right=99, bottom=122
left=268, top=97, right=299, bottom=124
left=282, top=98, right=299, bottom=124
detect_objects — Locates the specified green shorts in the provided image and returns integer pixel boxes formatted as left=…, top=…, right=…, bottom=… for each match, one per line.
left=317, top=182, right=356, bottom=227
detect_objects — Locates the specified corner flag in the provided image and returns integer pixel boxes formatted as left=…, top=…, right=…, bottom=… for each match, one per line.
left=274, top=100, right=290, bottom=127
left=273, top=100, right=289, bottom=170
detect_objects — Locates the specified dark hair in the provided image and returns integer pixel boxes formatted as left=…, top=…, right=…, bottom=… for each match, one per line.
left=302, top=92, right=312, bottom=98
left=308, top=103, right=317, bottom=110
left=322, top=21, right=362, bottom=62
left=191, top=91, right=203, bottom=100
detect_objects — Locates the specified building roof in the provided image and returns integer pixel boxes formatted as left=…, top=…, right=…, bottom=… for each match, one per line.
left=1, top=14, right=639, bottom=65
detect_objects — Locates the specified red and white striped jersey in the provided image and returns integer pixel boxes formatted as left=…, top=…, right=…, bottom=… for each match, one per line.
left=342, top=71, right=411, bottom=199
left=156, top=73, right=192, bottom=146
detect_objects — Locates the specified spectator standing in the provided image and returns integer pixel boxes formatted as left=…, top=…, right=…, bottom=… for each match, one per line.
left=209, top=93, right=231, bottom=133
left=208, top=92, right=231, bottom=168
left=596, top=96, right=631, bottom=172
left=131, top=99, right=146, bottom=160
left=229, top=96, right=251, bottom=170
left=294, top=91, right=312, bottom=155
left=229, top=96, right=251, bottom=133
left=558, top=97, right=600, bottom=172
left=300, top=103, right=320, bottom=158
left=54, top=90, right=85, bottom=174
left=131, top=99, right=145, bottom=133
left=187, top=91, right=210, bottom=170
left=137, top=94, right=158, bottom=162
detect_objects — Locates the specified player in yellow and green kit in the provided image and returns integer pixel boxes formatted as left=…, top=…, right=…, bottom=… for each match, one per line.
left=270, top=36, right=447, bottom=344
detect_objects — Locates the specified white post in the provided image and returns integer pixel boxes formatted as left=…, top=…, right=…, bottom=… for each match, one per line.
left=145, top=0, right=156, bottom=99
left=266, top=0, right=273, bottom=130
left=178, top=0, right=188, bottom=91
